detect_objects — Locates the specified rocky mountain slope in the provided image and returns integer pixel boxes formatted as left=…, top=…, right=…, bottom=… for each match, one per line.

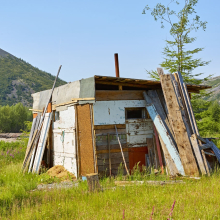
left=0, top=48, right=66, bottom=106
left=204, top=76, right=220, bottom=102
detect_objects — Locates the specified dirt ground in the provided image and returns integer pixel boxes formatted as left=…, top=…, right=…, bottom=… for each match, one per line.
left=0, top=133, right=22, bottom=142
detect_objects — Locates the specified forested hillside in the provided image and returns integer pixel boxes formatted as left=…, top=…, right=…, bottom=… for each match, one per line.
left=0, top=48, right=66, bottom=106
left=204, top=76, right=220, bottom=102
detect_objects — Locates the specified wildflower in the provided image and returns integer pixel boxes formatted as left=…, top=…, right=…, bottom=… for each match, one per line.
left=10, top=154, right=14, bottom=158
left=7, top=150, right=9, bottom=154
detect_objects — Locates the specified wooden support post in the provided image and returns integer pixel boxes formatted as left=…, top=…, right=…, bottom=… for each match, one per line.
left=190, top=134, right=207, bottom=175
left=86, top=173, right=101, bottom=192
left=107, top=133, right=111, bottom=176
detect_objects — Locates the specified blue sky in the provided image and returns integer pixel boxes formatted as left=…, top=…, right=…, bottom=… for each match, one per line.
left=0, top=0, right=219, bottom=82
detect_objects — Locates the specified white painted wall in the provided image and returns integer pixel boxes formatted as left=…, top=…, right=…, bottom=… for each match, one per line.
left=52, top=106, right=78, bottom=178
left=93, top=100, right=147, bottom=125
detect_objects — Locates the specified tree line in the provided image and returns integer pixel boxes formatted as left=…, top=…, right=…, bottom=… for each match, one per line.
left=0, top=103, right=32, bottom=133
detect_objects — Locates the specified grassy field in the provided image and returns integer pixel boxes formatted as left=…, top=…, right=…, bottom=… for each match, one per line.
left=1, top=140, right=220, bottom=219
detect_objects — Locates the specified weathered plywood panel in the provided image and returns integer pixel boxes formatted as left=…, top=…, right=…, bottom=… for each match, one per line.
left=93, top=100, right=146, bottom=125
left=126, top=119, right=154, bottom=147
left=77, top=104, right=95, bottom=176
left=96, top=90, right=144, bottom=101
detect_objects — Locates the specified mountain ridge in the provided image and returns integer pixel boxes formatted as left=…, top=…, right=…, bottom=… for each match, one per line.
left=0, top=48, right=66, bottom=106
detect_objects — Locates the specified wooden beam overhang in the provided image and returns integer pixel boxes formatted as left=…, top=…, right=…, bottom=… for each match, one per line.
left=94, top=75, right=211, bottom=93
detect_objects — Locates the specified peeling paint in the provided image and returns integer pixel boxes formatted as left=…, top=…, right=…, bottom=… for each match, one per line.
left=53, top=106, right=78, bottom=178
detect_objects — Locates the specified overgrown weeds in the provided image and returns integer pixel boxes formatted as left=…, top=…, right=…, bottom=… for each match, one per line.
left=1, top=140, right=220, bottom=219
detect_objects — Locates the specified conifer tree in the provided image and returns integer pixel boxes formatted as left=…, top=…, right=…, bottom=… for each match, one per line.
left=143, top=0, right=210, bottom=84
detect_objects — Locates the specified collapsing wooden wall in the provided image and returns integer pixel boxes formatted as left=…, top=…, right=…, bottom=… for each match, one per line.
left=95, top=125, right=129, bottom=176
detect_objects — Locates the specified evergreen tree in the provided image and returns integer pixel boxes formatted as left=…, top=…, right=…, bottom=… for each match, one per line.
left=143, top=0, right=210, bottom=84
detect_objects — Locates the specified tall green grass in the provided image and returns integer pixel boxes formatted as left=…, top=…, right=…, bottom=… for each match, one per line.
left=1, top=140, right=220, bottom=219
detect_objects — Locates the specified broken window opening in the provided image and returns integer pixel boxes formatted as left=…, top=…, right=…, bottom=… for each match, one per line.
left=125, top=108, right=146, bottom=120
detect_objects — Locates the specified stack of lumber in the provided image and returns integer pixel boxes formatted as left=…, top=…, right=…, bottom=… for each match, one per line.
left=144, top=68, right=219, bottom=177
left=22, top=65, right=62, bottom=174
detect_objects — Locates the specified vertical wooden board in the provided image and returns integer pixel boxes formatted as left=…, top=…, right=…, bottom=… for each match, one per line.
left=190, top=134, right=207, bottom=175
left=77, top=104, right=95, bottom=176
left=160, top=74, right=199, bottom=176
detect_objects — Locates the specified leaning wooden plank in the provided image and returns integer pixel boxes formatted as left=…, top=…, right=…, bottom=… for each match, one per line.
left=25, top=115, right=39, bottom=158
left=195, top=134, right=207, bottom=144
left=147, top=90, right=176, bottom=145
left=28, top=116, right=42, bottom=173
left=22, top=65, right=62, bottom=172
left=204, top=152, right=215, bottom=156
left=174, top=72, right=196, bottom=134
left=178, top=74, right=209, bottom=174
left=190, top=134, right=207, bottom=175
left=201, top=151, right=210, bottom=176
left=158, top=135, right=179, bottom=176
left=199, top=143, right=213, bottom=150
left=171, top=75, right=192, bottom=136
left=22, top=130, right=39, bottom=173
left=153, top=126, right=164, bottom=174
left=173, top=73, right=207, bottom=175
left=160, top=74, right=199, bottom=176
left=143, top=98, right=185, bottom=176
left=32, top=113, right=52, bottom=174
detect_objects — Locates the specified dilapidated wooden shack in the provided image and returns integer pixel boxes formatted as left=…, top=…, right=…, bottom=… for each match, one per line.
left=29, top=72, right=211, bottom=178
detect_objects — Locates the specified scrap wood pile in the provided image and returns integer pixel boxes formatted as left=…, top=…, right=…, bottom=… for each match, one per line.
left=144, top=68, right=220, bottom=177
left=22, top=66, right=62, bottom=174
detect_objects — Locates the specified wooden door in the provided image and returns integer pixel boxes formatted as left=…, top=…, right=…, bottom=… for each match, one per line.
left=129, top=147, right=148, bottom=172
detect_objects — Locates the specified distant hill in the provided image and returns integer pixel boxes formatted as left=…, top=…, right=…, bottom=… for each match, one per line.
left=204, top=76, right=220, bottom=102
left=0, top=48, right=66, bottom=106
